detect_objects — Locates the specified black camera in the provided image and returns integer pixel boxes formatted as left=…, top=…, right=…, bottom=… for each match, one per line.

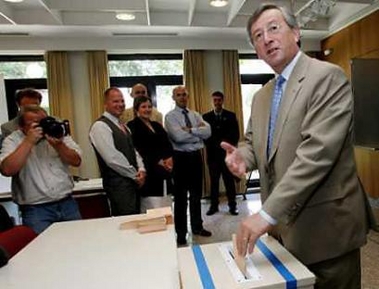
left=39, top=116, right=70, bottom=139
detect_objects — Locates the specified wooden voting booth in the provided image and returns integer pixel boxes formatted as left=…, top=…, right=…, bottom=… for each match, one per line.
left=178, top=235, right=315, bottom=289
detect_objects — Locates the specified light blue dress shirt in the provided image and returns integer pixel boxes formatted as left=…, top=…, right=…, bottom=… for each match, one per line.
left=165, top=106, right=211, bottom=152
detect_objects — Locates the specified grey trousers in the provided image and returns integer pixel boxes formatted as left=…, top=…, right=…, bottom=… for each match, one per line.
left=308, top=248, right=361, bottom=289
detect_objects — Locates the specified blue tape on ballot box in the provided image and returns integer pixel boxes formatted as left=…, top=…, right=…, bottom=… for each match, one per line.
left=256, top=239, right=297, bottom=289
left=192, top=245, right=215, bottom=289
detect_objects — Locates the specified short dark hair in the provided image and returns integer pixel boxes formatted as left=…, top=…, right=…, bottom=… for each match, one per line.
left=103, top=87, right=121, bottom=102
left=15, top=88, right=42, bottom=105
left=18, top=105, right=47, bottom=127
left=246, top=4, right=298, bottom=45
left=212, top=91, right=224, bottom=99
left=133, top=95, right=151, bottom=112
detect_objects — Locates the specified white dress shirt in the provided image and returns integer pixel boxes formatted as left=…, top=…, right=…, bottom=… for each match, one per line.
left=89, top=111, right=145, bottom=180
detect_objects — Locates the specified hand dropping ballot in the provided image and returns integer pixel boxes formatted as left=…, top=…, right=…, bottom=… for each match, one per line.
left=177, top=235, right=315, bottom=288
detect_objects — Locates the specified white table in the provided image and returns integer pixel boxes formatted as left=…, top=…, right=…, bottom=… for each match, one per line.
left=0, top=216, right=180, bottom=289
left=0, top=177, right=104, bottom=224
left=0, top=177, right=104, bottom=200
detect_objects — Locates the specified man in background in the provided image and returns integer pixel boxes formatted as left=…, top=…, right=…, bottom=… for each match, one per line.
left=203, top=91, right=239, bottom=216
left=90, top=87, right=146, bottom=216
left=165, top=85, right=212, bottom=245
left=0, top=105, right=82, bottom=234
left=120, top=83, right=163, bottom=124
left=1, top=88, right=42, bottom=138
left=222, top=4, right=375, bottom=288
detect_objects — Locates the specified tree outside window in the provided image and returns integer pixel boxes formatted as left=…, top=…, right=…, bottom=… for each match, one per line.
left=108, top=60, right=183, bottom=77
left=0, top=62, right=46, bottom=79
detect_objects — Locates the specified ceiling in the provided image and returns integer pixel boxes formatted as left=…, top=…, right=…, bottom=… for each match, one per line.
left=0, top=0, right=378, bottom=46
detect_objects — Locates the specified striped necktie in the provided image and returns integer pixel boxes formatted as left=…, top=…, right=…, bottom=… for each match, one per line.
left=267, top=75, right=285, bottom=156
left=182, top=109, right=192, bottom=128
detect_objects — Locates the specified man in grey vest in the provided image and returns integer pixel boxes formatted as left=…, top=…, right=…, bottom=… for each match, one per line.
left=89, top=87, right=146, bottom=216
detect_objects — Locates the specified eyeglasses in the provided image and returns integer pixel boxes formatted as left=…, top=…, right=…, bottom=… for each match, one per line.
left=252, top=22, right=281, bottom=44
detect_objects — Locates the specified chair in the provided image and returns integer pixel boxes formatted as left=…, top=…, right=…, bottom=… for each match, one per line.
left=75, top=194, right=111, bottom=219
left=0, top=204, right=14, bottom=233
left=0, top=225, right=37, bottom=259
left=244, top=170, right=261, bottom=197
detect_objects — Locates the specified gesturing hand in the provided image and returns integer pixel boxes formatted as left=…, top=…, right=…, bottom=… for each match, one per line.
left=220, top=141, right=246, bottom=178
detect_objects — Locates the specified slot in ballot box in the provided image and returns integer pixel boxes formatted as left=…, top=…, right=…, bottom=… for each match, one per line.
left=178, top=235, right=315, bottom=289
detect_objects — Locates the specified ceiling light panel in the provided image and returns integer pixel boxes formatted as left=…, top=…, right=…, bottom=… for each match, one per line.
left=116, top=13, right=136, bottom=21
left=209, top=0, right=228, bottom=8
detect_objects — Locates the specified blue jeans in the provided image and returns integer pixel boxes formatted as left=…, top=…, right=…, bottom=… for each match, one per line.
left=20, top=196, right=82, bottom=234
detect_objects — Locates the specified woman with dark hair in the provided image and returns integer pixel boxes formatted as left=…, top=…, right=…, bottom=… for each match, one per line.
left=127, top=96, right=173, bottom=211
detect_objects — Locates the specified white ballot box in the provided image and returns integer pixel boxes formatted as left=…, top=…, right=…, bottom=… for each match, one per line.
left=178, top=236, right=315, bottom=289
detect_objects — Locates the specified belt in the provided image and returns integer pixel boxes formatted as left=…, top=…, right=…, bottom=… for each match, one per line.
left=174, top=150, right=201, bottom=155
left=20, top=195, right=73, bottom=207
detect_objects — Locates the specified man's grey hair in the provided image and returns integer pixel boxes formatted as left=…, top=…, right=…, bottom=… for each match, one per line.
left=246, top=4, right=299, bottom=45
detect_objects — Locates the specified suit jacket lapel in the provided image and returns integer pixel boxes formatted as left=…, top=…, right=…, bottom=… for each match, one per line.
left=261, top=80, right=275, bottom=165
left=268, top=53, right=309, bottom=163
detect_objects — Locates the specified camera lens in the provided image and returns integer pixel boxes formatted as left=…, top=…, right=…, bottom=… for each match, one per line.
left=39, top=116, right=66, bottom=138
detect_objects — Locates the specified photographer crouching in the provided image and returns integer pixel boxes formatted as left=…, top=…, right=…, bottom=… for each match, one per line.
left=0, top=105, right=82, bottom=234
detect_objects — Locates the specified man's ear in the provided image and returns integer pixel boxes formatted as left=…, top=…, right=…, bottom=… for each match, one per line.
left=292, top=27, right=300, bottom=44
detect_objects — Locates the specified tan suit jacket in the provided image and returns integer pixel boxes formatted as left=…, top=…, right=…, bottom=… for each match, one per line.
left=120, top=107, right=163, bottom=124
left=1, top=117, right=19, bottom=138
left=239, top=53, right=375, bottom=265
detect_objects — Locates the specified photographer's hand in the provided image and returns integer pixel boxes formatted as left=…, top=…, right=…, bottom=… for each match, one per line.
left=45, top=135, right=63, bottom=147
left=0, top=122, right=43, bottom=176
left=25, top=122, right=44, bottom=145
left=46, top=135, right=81, bottom=167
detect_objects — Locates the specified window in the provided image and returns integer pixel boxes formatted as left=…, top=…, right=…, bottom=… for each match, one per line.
left=109, top=56, right=182, bottom=77
left=0, top=56, right=48, bottom=120
left=239, top=54, right=275, bottom=130
left=156, top=85, right=177, bottom=117
left=108, top=54, right=183, bottom=120
left=0, top=58, right=46, bottom=79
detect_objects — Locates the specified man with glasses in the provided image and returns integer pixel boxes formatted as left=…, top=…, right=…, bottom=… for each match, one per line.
left=165, top=86, right=212, bottom=246
left=222, top=4, right=375, bottom=288
left=120, top=83, right=163, bottom=124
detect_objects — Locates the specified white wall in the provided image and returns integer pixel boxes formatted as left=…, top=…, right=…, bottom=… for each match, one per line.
left=205, top=50, right=224, bottom=96
left=68, top=52, right=100, bottom=178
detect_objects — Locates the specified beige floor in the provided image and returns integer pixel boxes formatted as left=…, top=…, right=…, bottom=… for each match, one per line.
left=181, top=193, right=379, bottom=289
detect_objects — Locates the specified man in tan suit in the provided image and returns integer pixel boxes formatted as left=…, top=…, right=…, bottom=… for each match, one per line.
left=222, top=4, right=376, bottom=288
left=120, top=83, right=163, bottom=124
